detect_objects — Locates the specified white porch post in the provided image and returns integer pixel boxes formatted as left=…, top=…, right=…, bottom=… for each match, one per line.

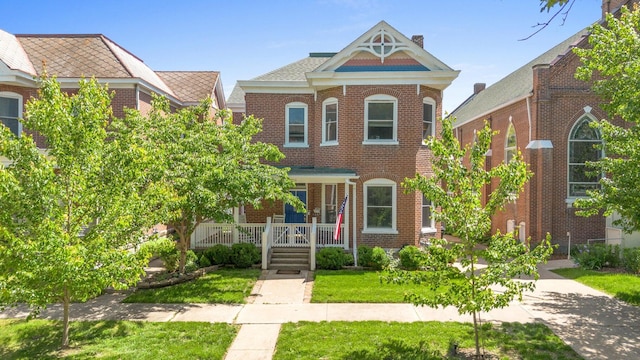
left=233, top=207, right=239, bottom=243
left=346, top=180, right=357, bottom=266
left=310, top=217, right=317, bottom=270
left=344, top=180, right=350, bottom=250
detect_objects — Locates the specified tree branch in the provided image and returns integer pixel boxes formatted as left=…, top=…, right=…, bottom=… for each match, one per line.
left=520, top=0, right=576, bottom=41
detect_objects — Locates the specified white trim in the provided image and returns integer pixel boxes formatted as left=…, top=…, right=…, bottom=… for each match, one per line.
left=525, top=140, right=553, bottom=149
left=321, top=97, right=339, bottom=145
left=421, top=194, right=435, bottom=231
left=504, top=122, right=517, bottom=164
left=364, top=94, right=397, bottom=143
left=0, top=91, right=23, bottom=137
left=363, top=178, right=397, bottom=233
left=423, top=97, right=436, bottom=142
left=567, top=113, right=602, bottom=198
left=285, top=102, right=308, bottom=147
left=453, top=94, right=531, bottom=129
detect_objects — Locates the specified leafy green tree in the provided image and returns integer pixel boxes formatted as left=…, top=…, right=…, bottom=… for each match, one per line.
left=573, top=5, right=640, bottom=231
left=127, top=96, right=303, bottom=272
left=0, top=77, right=160, bottom=347
left=385, top=118, right=553, bottom=357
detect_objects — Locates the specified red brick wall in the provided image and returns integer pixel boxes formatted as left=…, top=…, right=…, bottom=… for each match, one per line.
left=243, top=84, right=443, bottom=248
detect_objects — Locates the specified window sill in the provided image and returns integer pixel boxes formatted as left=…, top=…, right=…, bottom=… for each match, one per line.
left=320, top=142, right=338, bottom=147
left=362, top=140, right=399, bottom=145
left=283, top=144, right=309, bottom=148
left=421, top=227, right=437, bottom=235
left=362, top=228, right=398, bottom=235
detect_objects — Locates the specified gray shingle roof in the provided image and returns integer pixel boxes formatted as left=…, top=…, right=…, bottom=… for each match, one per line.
left=252, top=56, right=331, bottom=81
left=227, top=84, right=245, bottom=105
left=451, top=28, right=589, bottom=126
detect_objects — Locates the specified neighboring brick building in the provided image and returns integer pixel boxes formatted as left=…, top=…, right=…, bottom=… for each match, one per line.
left=228, top=21, right=459, bottom=250
left=0, top=30, right=225, bottom=152
left=450, top=0, right=633, bottom=252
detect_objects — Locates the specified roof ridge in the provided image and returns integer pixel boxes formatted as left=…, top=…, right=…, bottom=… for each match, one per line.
left=99, top=35, right=135, bottom=78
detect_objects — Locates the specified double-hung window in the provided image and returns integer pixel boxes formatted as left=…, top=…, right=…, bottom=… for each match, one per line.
left=363, top=178, right=397, bottom=233
left=422, top=195, right=435, bottom=232
left=568, top=116, right=602, bottom=197
left=423, top=97, right=435, bottom=142
left=0, top=93, right=22, bottom=137
left=322, top=98, right=338, bottom=145
left=364, top=95, right=397, bottom=143
left=285, top=102, right=308, bottom=147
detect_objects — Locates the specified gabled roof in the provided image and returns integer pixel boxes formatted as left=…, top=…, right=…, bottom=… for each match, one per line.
left=235, top=21, right=459, bottom=103
left=451, top=28, right=589, bottom=127
left=157, top=71, right=223, bottom=107
left=0, top=30, right=36, bottom=75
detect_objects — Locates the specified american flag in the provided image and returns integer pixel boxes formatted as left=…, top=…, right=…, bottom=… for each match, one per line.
left=334, top=195, right=348, bottom=241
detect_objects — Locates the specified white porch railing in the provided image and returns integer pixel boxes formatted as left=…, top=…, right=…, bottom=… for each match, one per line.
left=191, top=221, right=346, bottom=249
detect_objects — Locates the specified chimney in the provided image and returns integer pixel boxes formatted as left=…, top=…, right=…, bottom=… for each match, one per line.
left=602, top=0, right=630, bottom=18
left=411, top=35, right=424, bottom=48
left=474, top=83, right=486, bottom=95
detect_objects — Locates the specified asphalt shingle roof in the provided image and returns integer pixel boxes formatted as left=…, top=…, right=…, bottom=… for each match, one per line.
left=252, top=56, right=331, bottom=81
left=451, top=28, right=589, bottom=126
left=157, top=71, right=219, bottom=103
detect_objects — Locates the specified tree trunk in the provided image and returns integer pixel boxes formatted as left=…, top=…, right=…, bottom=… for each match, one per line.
left=62, top=287, right=70, bottom=348
left=472, top=310, right=480, bottom=358
left=178, top=234, right=187, bottom=273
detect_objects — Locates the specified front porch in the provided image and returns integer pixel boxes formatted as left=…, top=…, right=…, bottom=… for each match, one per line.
left=190, top=217, right=347, bottom=270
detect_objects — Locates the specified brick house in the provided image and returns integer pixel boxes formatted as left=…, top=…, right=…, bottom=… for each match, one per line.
left=0, top=30, right=225, bottom=153
left=450, top=0, right=634, bottom=253
left=226, top=21, right=458, bottom=255
left=0, top=30, right=225, bottom=236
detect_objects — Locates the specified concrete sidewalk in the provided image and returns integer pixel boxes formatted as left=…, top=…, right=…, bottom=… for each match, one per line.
left=2, top=260, right=640, bottom=359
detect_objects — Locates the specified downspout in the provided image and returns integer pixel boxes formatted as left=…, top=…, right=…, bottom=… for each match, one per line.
left=135, top=84, right=140, bottom=110
left=346, top=179, right=358, bottom=266
left=526, top=95, right=532, bottom=143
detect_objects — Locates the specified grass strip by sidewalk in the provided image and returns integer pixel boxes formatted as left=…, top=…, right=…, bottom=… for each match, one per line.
left=312, top=270, right=441, bottom=303
left=123, top=268, right=260, bottom=304
left=274, top=321, right=582, bottom=360
left=0, top=319, right=237, bottom=360
left=552, top=268, right=640, bottom=306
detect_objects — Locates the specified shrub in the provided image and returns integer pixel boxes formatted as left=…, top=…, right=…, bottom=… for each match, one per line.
left=358, top=245, right=373, bottom=267
left=199, top=254, right=212, bottom=268
left=316, top=247, right=350, bottom=270
left=140, top=237, right=179, bottom=272
left=205, top=244, right=232, bottom=265
left=622, top=248, right=640, bottom=274
left=399, top=245, right=424, bottom=270
left=370, top=246, right=390, bottom=270
left=230, top=243, right=260, bottom=268
left=572, top=243, right=620, bottom=270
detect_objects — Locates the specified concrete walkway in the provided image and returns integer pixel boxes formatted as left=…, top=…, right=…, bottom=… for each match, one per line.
left=2, top=260, right=640, bottom=359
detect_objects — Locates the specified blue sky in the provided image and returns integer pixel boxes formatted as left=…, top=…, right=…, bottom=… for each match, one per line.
left=2, top=0, right=602, bottom=112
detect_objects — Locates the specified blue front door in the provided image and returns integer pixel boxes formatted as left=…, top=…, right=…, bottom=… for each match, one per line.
left=285, top=190, right=306, bottom=223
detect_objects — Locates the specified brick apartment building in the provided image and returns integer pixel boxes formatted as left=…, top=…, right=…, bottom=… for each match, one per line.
left=450, top=0, right=635, bottom=252
left=228, top=21, right=459, bottom=250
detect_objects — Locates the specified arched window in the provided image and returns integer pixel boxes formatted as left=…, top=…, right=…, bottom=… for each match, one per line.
left=568, top=116, right=602, bottom=197
left=363, top=178, right=397, bottom=233
left=322, top=98, right=338, bottom=144
left=285, top=102, right=308, bottom=147
left=423, top=97, right=436, bottom=141
left=504, top=123, right=517, bottom=164
left=364, top=94, right=397, bottom=143
left=0, top=92, right=23, bottom=137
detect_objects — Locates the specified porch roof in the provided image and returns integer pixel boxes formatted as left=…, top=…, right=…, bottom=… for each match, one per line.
left=283, top=166, right=358, bottom=183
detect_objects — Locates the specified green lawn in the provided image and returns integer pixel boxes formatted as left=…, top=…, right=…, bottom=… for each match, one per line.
left=274, top=321, right=582, bottom=360
left=123, top=268, right=260, bottom=304
left=0, top=319, right=237, bottom=360
left=552, top=268, right=640, bottom=306
left=312, top=270, right=440, bottom=303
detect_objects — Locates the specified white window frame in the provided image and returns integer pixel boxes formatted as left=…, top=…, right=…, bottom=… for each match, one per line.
left=422, top=97, right=436, bottom=143
left=321, top=98, right=338, bottom=146
left=0, top=92, right=23, bottom=138
left=421, top=194, right=436, bottom=233
left=504, top=122, right=517, bottom=164
left=567, top=114, right=603, bottom=198
left=321, top=183, right=338, bottom=223
left=363, top=94, right=398, bottom=145
left=285, top=102, right=308, bottom=147
left=363, top=178, right=397, bottom=234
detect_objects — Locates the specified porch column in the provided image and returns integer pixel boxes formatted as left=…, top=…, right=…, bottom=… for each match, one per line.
left=344, top=180, right=350, bottom=249
left=233, top=207, right=239, bottom=243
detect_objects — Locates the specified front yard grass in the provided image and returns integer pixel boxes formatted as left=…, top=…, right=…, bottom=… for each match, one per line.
left=274, top=321, right=582, bottom=359
left=312, top=270, right=441, bottom=303
left=0, top=319, right=237, bottom=360
left=123, top=268, right=260, bottom=304
left=552, top=268, right=640, bottom=306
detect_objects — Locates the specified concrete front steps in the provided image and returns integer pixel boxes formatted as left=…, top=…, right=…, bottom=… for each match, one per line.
left=269, top=247, right=310, bottom=270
